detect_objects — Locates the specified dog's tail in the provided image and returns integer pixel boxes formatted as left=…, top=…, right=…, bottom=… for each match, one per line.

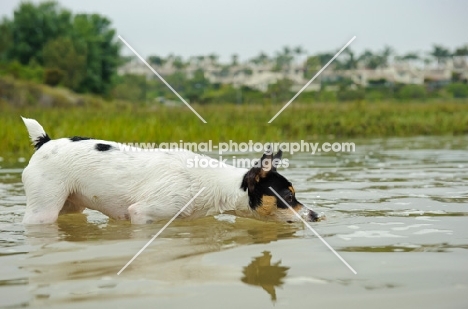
left=21, top=117, right=51, bottom=150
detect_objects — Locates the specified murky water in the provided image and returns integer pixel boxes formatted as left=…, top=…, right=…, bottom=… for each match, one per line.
left=1, top=136, right=468, bottom=308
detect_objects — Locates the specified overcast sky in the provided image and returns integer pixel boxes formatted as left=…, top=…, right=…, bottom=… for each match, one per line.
left=2, top=0, right=467, bottom=62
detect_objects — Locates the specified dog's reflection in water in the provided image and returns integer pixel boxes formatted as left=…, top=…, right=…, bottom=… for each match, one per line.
left=241, top=251, right=289, bottom=301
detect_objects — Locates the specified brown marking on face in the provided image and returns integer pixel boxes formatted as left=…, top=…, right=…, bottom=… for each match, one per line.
left=288, top=186, right=295, bottom=194
left=271, top=203, right=304, bottom=222
left=291, top=203, right=303, bottom=212
left=257, top=195, right=277, bottom=217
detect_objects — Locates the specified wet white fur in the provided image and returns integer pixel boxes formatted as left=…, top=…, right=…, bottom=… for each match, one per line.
left=21, top=118, right=309, bottom=224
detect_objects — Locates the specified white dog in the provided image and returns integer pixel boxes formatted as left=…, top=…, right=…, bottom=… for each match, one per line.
left=21, top=117, right=319, bottom=224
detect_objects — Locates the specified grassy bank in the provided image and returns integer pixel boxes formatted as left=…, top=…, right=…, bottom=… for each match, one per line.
left=1, top=74, right=467, bottom=166
left=1, top=100, right=468, bottom=167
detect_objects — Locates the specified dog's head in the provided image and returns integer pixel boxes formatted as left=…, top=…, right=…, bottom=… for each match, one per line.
left=241, top=148, right=320, bottom=223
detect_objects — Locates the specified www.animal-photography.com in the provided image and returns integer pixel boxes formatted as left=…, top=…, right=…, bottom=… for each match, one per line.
left=0, top=1, right=467, bottom=308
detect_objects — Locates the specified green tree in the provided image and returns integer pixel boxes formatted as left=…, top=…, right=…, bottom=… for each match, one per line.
left=71, top=13, right=121, bottom=94
left=397, top=85, right=426, bottom=100
left=172, top=56, right=185, bottom=69
left=112, top=74, right=147, bottom=102
left=148, top=55, right=165, bottom=66
left=7, top=1, right=72, bottom=64
left=186, top=69, right=209, bottom=103
left=446, top=83, right=468, bottom=98
left=316, top=52, right=335, bottom=66
left=453, top=45, right=468, bottom=57
left=267, top=78, right=293, bottom=103
left=304, top=55, right=320, bottom=78
left=1, top=1, right=121, bottom=95
left=0, top=18, right=12, bottom=62
left=42, top=36, right=86, bottom=90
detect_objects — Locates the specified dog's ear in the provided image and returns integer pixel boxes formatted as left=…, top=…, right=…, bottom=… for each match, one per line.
left=273, top=149, right=282, bottom=169
left=241, top=145, right=281, bottom=192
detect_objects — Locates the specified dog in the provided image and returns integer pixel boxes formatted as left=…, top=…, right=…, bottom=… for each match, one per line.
left=21, top=117, right=320, bottom=224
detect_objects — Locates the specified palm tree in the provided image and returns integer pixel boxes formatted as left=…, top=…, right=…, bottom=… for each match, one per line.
left=207, top=53, right=219, bottom=65
left=250, top=52, right=269, bottom=65
left=148, top=55, right=165, bottom=66
left=358, top=47, right=393, bottom=69
left=231, top=53, right=239, bottom=66
left=430, top=44, right=451, bottom=65
left=293, top=46, right=306, bottom=61
left=337, top=48, right=358, bottom=70
left=423, top=56, right=433, bottom=68
left=380, top=45, right=394, bottom=68
left=274, top=47, right=294, bottom=72
left=303, top=55, right=320, bottom=78
left=402, top=52, right=419, bottom=61
left=172, top=56, right=185, bottom=70
left=395, top=52, right=419, bottom=66
left=358, top=50, right=377, bottom=69
left=257, top=52, right=269, bottom=64
left=195, top=55, right=205, bottom=66
left=454, top=45, right=468, bottom=57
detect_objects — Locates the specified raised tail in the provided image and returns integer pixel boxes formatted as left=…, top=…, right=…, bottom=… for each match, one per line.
left=21, top=117, right=51, bottom=150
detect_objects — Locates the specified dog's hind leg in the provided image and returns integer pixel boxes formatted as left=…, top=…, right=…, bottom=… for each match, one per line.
left=22, top=170, right=70, bottom=224
left=59, top=199, right=86, bottom=215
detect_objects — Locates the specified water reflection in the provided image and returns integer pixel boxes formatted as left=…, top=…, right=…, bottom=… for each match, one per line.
left=2, top=136, right=468, bottom=307
left=241, top=251, right=289, bottom=302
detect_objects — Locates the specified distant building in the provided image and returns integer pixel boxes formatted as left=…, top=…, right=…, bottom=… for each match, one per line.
left=117, top=56, right=468, bottom=92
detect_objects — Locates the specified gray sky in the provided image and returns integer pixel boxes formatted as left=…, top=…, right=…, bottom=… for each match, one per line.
left=2, top=0, right=467, bottom=62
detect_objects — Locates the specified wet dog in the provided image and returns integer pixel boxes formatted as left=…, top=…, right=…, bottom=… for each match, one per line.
left=21, top=117, right=319, bottom=224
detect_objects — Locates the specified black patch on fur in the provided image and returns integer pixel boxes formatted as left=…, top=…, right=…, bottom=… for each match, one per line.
left=241, top=171, right=296, bottom=209
left=70, top=136, right=93, bottom=142
left=34, top=134, right=51, bottom=150
left=95, top=143, right=113, bottom=151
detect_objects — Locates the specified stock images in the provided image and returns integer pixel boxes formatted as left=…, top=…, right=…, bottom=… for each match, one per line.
left=0, top=1, right=467, bottom=308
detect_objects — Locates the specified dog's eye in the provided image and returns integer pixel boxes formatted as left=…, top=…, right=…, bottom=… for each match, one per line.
left=285, top=192, right=293, bottom=203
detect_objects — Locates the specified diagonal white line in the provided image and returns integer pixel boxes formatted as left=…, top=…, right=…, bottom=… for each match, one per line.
left=117, top=187, right=206, bottom=275
left=269, top=186, right=357, bottom=275
left=268, top=36, right=356, bottom=123
left=118, top=35, right=207, bottom=123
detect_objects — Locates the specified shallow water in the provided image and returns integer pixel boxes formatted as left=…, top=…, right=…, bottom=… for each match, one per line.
left=1, top=136, right=468, bottom=308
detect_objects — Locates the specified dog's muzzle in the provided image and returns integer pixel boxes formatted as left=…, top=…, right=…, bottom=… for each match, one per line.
left=298, top=206, right=322, bottom=222
left=308, top=209, right=320, bottom=222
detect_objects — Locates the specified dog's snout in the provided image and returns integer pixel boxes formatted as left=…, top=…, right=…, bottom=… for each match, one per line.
left=308, top=210, right=320, bottom=222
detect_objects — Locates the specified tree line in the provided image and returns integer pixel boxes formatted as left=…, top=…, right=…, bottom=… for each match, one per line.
left=0, top=1, right=467, bottom=103
left=145, top=44, right=468, bottom=73
left=0, top=1, right=121, bottom=95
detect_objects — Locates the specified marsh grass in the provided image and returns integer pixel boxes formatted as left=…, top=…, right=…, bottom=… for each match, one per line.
left=1, top=99, right=468, bottom=167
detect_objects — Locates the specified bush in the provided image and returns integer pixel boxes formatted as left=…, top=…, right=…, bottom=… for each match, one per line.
left=446, top=83, right=468, bottom=98
left=337, top=88, right=365, bottom=101
left=44, top=68, right=65, bottom=87
left=0, top=61, right=44, bottom=83
left=397, top=84, right=427, bottom=100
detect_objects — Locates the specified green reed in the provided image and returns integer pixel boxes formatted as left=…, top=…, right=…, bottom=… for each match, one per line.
left=1, top=100, right=467, bottom=167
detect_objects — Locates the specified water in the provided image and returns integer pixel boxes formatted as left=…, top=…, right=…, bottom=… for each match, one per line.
left=1, top=136, right=468, bottom=308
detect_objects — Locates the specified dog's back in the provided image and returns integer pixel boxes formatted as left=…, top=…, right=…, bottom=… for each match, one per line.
left=21, top=118, right=319, bottom=224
